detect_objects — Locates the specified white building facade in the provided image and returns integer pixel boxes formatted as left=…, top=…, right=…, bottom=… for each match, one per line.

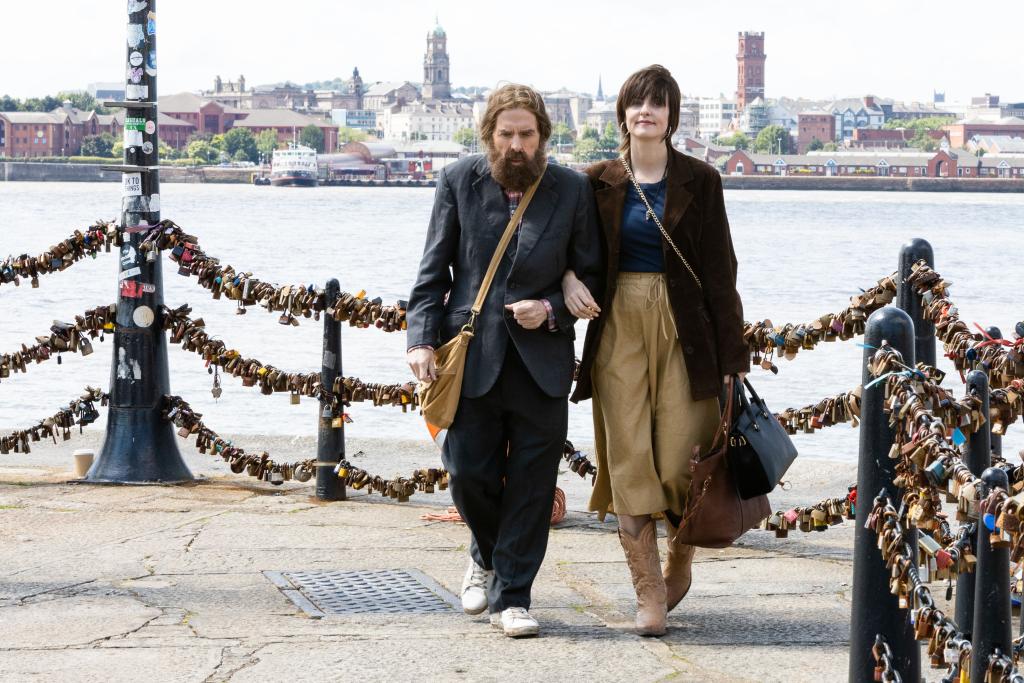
left=376, top=102, right=475, bottom=142
left=697, top=96, right=737, bottom=136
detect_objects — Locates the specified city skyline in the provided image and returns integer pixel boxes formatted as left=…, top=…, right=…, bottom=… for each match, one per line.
left=3, top=1, right=1023, bottom=104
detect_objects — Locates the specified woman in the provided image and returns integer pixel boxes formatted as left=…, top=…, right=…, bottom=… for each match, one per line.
left=562, top=65, right=749, bottom=636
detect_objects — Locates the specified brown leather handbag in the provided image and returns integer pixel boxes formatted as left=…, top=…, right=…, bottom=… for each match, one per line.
left=672, top=377, right=771, bottom=548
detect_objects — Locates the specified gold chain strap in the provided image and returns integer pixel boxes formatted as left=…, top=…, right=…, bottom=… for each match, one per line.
left=619, top=156, right=703, bottom=291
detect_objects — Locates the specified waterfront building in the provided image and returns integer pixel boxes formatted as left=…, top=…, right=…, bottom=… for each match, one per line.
left=736, top=31, right=766, bottom=113
left=422, top=21, right=451, bottom=101
left=676, top=98, right=700, bottom=140
left=678, top=137, right=735, bottom=164
left=375, top=101, right=474, bottom=142
left=850, top=128, right=913, bottom=149
left=160, top=92, right=247, bottom=135
left=583, top=100, right=617, bottom=135
left=737, top=97, right=769, bottom=136
left=230, top=109, right=339, bottom=153
left=204, top=75, right=250, bottom=108
left=543, top=91, right=593, bottom=132
left=827, top=96, right=885, bottom=142
left=697, top=96, right=737, bottom=136
left=362, top=82, right=420, bottom=112
left=944, top=117, right=1024, bottom=149
left=331, top=109, right=377, bottom=132
left=767, top=99, right=808, bottom=137
left=94, top=110, right=196, bottom=150
left=0, top=111, right=74, bottom=157
left=880, top=99, right=956, bottom=122
left=797, top=111, right=836, bottom=153
left=966, top=135, right=1024, bottom=155
left=724, top=148, right=1024, bottom=179
left=51, top=102, right=100, bottom=155
left=393, top=140, right=467, bottom=169
left=201, top=69, right=364, bottom=112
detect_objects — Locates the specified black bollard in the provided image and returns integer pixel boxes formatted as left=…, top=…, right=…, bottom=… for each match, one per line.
left=955, top=370, right=992, bottom=637
left=90, top=0, right=191, bottom=484
left=896, top=238, right=936, bottom=369
left=970, top=467, right=1013, bottom=683
left=316, top=279, right=346, bottom=501
left=985, top=326, right=1003, bottom=459
left=849, top=306, right=920, bottom=683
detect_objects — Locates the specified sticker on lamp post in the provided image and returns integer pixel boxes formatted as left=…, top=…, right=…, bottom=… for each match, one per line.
left=122, top=173, right=142, bottom=196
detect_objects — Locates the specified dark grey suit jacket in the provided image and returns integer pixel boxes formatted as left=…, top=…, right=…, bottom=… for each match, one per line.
left=407, top=154, right=603, bottom=399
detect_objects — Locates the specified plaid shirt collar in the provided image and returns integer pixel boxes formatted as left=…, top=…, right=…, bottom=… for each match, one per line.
left=503, top=189, right=524, bottom=218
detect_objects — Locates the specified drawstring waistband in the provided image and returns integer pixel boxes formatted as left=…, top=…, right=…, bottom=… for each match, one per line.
left=641, top=275, right=676, bottom=341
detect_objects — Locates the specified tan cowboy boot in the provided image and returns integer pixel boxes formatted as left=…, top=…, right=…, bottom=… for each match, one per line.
left=663, top=516, right=696, bottom=612
left=617, top=519, right=667, bottom=636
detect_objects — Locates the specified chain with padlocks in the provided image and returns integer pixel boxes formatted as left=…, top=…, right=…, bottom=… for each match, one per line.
left=871, top=633, right=903, bottom=683
left=866, top=490, right=1024, bottom=682
left=761, top=490, right=856, bottom=536
left=132, top=220, right=408, bottom=331
left=160, top=304, right=417, bottom=417
left=0, top=387, right=106, bottom=455
left=907, top=261, right=1024, bottom=389
left=0, top=221, right=121, bottom=289
left=866, top=492, right=977, bottom=678
left=0, top=304, right=116, bottom=381
left=163, top=394, right=316, bottom=484
left=744, top=271, right=898, bottom=373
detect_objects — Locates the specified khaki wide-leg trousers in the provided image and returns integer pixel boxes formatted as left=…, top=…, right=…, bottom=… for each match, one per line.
left=589, top=272, right=720, bottom=519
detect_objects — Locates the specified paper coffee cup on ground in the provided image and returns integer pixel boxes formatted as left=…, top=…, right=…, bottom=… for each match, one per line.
left=73, top=449, right=94, bottom=478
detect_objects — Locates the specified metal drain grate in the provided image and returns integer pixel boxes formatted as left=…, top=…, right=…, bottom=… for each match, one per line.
left=264, top=569, right=460, bottom=618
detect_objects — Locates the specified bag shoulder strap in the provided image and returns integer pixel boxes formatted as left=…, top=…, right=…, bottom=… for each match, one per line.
left=708, top=375, right=735, bottom=453
left=619, top=156, right=703, bottom=291
left=467, top=169, right=546, bottom=329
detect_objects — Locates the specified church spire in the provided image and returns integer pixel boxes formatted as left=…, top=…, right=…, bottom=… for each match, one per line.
left=596, top=74, right=604, bottom=101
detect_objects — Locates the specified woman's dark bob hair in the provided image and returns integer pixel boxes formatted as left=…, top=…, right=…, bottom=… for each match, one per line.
left=615, top=64, right=681, bottom=153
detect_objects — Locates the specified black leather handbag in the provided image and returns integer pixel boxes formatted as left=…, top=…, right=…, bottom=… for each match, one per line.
left=727, top=377, right=798, bottom=500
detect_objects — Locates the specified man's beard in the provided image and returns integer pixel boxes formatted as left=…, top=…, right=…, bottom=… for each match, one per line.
left=488, top=145, right=546, bottom=191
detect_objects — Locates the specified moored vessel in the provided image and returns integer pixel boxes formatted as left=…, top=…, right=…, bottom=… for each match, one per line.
left=270, top=145, right=318, bottom=187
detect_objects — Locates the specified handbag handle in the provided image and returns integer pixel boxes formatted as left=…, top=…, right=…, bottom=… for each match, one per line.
left=464, top=168, right=546, bottom=333
left=708, top=375, right=736, bottom=454
left=738, top=377, right=772, bottom=420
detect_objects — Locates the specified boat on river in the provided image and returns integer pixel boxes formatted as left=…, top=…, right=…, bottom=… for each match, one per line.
left=270, top=145, right=318, bottom=187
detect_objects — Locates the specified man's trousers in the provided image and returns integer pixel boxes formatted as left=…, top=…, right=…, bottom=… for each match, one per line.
left=441, top=343, right=568, bottom=613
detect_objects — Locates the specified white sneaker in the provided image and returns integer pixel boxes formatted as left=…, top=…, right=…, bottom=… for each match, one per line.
left=460, top=558, right=492, bottom=615
left=494, top=607, right=539, bottom=638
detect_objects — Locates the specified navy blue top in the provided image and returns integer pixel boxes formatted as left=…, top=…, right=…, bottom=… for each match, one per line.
left=618, top=178, right=666, bottom=272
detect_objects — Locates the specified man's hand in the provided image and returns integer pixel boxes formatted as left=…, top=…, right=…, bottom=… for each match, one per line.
left=408, top=347, right=437, bottom=382
left=725, top=372, right=748, bottom=384
left=505, top=300, right=547, bottom=330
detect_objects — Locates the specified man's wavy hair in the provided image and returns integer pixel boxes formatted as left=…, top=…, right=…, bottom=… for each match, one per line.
left=478, top=83, right=552, bottom=151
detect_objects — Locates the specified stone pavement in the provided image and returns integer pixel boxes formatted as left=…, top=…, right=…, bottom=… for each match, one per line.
left=0, top=433, right=950, bottom=682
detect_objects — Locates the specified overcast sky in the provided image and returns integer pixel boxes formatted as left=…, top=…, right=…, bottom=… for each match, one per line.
left=4, top=0, right=1022, bottom=104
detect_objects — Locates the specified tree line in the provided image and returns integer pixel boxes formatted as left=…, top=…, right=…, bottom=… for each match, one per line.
left=1, top=92, right=109, bottom=114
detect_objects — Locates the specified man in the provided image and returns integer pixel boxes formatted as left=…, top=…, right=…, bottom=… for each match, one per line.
left=407, top=84, right=602, bottom=638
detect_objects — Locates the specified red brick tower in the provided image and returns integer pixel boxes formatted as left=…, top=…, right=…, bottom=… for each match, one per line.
left=736, top=31, right=766, bottom=112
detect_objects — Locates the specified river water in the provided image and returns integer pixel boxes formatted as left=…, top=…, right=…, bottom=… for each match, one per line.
left=1, top=181, right=1021, bottom=463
